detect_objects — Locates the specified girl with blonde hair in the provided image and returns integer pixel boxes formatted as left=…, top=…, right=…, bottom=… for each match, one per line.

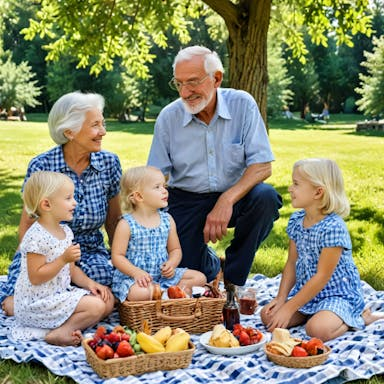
left=12, top=171, right=114, bottom=346
left=261, top=158, right=383, bottom=341
left=112, top=166, right=206, bottom=301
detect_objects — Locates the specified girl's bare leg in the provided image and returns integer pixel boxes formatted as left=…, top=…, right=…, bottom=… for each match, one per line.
left=1, top=296, right=14, bottom=316
left=45, top=295, right=107, bottom=346
left=306, top=310, right=348, bottom=341
left=178, top=270, right=207, bottom=296
left=363, top=308, right=384, bottom=325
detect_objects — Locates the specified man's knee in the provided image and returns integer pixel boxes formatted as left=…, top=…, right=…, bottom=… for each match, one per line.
left=247, top=184, right=282, bottom=217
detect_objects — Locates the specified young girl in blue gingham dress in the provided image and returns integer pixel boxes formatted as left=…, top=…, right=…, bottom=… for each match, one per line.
left=261, top=158, right=384, bottom=341
left=111, top=166, right=206, bottom=302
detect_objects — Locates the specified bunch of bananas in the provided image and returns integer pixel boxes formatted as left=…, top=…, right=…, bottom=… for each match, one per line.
left=137, top=326, right=191, bottom=353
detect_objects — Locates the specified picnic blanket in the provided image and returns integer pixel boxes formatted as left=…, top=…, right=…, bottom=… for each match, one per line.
left=1, top=274, right=383, bottom=384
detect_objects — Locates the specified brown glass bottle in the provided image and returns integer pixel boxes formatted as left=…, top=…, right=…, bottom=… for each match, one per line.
left=222, top=283, right=240, bottom=331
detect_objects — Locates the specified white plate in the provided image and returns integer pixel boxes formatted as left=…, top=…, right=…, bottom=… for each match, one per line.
left=199, top=330, right=267, bottom=356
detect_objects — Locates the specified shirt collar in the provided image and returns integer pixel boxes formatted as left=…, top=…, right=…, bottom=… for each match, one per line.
left=181, top=88, right=232, bottom=127
left=57, top=145, right=104, bottom=173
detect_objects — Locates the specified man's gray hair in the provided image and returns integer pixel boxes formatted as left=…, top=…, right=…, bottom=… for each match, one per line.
left=173, top=46, right=224, bottom=75
left=48, top=91, right=105, bottom=144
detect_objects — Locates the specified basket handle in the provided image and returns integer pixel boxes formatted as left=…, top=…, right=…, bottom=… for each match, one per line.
left=155, top=299, right=202, bottom=321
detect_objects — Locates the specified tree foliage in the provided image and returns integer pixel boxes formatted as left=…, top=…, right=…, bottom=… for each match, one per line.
left=20, top=0, right=374, bottom=123
left=0, top=53, right=41, bottom=110
left=355, top=35, right=384, bottom=117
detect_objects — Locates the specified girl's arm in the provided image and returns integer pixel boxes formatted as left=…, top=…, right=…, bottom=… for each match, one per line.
left=267, top=246, right=342, bottom=330
left=263, top=239, right=297, bottom=314
left=27, top=243, right=81, bottom=285
left=284, top=246, right=342, bottom=312
left=165, top=216, right=182, bottom=268
left=105, top=194, right=122, bottom=247
left=70, top=264, right=112, bottom=302
left=161, top=216, right=182, bottom=278
left=111, top=219, right=152, bottom=287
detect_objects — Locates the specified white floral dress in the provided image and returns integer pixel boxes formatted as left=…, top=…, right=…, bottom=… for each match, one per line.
left=11, top=221, right=89, bottom=341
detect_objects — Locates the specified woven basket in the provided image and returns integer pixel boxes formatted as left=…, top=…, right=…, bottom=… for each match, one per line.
left=82, top=338, right=195, bottom=378
left=264, top=345, right=331, bottom=368
left=118, top=296, right=225, bottom=334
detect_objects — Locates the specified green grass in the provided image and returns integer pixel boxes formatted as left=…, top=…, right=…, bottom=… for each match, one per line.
left=0, top=114, right=383, bottom=383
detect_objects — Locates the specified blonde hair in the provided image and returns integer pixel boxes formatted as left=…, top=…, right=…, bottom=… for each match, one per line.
left=120, top=166, right=161, bottom=213
left=293, top=158, right=350, bottom=218
left=23, top=171, right=73, bottom=218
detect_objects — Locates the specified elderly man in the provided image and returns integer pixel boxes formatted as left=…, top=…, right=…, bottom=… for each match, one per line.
left=147, top=46, right=282, bottom=287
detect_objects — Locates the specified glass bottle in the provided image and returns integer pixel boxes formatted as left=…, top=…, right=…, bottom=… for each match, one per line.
left=222, top=282, right=240, bottom=331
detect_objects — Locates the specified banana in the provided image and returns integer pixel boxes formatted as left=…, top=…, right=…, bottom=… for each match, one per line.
left=165, top=331, right=190, bottom=352
left=137, top=332, right=166, bottom=353
left=153, top=326, right=172, bottom=345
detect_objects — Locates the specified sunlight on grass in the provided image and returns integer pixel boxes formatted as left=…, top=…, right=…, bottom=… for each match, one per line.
left=0, top=114, right=383, bottom=383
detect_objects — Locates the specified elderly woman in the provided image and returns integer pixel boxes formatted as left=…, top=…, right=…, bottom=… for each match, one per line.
left=1, top=91, right=122, bottom=316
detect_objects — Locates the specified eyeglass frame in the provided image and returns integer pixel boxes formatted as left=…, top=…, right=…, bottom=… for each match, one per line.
left=168, top=74, right=212, bottom=91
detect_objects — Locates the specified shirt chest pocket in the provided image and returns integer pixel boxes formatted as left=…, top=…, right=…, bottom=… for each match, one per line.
left=222, top=143, right=245, bottom=176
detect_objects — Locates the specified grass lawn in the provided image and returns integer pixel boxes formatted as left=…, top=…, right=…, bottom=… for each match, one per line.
left=0, top=113, right=383, bottom=383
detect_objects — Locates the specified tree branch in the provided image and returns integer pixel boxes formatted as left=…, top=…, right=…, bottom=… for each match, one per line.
left=202, top=0, right=240, bottom=27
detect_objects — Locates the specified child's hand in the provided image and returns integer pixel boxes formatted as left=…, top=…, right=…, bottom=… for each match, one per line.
left=134, top=270, right=152, bottom=288
left=160, top=262, right=175, bottom=279
left=62, top=243, right=81, bottom=264
left=89, top=282, right=113, bottom=302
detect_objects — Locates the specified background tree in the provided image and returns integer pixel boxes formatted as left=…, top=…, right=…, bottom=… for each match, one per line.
left=21, top=0, right=373, bottom=123
left=355, top=35, right=384, bottom=118
left=0, top=53, right=41, bottom=112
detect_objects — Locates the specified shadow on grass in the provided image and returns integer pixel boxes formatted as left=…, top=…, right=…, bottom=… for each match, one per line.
left=348, top=206, right=384, bottom=249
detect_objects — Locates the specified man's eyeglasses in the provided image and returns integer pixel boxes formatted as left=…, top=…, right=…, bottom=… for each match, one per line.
left=168, top=74, right=211, bottom=91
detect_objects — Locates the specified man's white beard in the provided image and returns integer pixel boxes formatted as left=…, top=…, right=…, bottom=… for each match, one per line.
left=182, top=89, right=215, bottom=115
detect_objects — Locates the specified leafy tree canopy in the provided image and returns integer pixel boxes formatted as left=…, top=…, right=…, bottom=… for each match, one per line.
left=355, top=35, right=384, bottom=117
left=20, top=0, right=374, bottom=122
left=0, top=52, right=41, bottom=110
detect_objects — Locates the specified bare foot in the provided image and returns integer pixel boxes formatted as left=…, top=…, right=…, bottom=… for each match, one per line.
left=362, top=308, right=384, bottom=326
left=45, top=329, right=83, bottom=346
left=1, top=296, right=14, bottom=316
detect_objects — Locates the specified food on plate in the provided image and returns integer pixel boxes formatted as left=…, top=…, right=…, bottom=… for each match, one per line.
left=209, top=324, right=240, bottom=348
left=208, top=323, right=264, bottom=348
left=265, top=328, right=326, bottom=357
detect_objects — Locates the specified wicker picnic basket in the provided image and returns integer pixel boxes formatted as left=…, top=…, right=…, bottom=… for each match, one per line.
left=82, top=338, right=195, bottom=378
left=264, top=345, right=331, bottom=368
left=118, top=296, right=226, bottom=334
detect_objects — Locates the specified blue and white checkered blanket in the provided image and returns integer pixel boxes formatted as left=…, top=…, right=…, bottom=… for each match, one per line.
left=1, top=274, right=383, bottom=384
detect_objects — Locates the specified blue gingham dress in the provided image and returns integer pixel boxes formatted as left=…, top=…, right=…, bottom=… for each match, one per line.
left=12, top=222, right=89, bottom=341
left=112, top=211, right=187, bottom=302
left=287, top=210, right=365, bottom=329
left=0, top=145, right=121, bottom=303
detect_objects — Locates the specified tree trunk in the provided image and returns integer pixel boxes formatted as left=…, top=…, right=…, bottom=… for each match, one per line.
left=203, top=0, right=271, bottom=128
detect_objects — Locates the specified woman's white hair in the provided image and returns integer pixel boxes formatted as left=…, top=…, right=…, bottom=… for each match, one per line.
left=173, top=46, right=224, bottom=75
left=48, top=91, right=105, bottom=144
left=293, top=158, right=350, bottom=218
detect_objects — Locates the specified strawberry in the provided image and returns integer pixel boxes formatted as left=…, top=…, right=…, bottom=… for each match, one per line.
left=292, top=346, right=308, bottom=357
left=106, top=332, right=121, bottom=343
left=305, top=337, right=325, bottom=356
left=238, top=330, right=251, bottom=346
left=116, top=340, right=135, bottom=357
left=96, top=344, right=114, bottom=360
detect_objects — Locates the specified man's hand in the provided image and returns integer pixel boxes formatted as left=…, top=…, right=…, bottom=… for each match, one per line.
left=203, top=197, right=233, bottom=243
